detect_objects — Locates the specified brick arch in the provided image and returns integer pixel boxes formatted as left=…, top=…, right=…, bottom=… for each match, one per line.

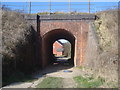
left=39, top=20, right=90, bottom=68
left=41, top=29, right=76, bottom=68
left=25, top=15, right=95, bottom=68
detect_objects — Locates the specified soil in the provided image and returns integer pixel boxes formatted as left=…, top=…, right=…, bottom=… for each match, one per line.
left=2, top=62, right=88, bottom=88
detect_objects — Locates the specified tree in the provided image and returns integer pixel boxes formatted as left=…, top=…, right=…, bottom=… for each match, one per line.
left=63, top=42, right=71, bottom=57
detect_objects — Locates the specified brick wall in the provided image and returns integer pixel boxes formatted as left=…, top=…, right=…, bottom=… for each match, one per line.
left=53, top=41, right=63, bottom=56
left=40, top=21, right=89, bottom=67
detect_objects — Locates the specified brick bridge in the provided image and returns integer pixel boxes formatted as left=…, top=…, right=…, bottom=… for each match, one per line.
left=25, top=14, right=96, bottom=68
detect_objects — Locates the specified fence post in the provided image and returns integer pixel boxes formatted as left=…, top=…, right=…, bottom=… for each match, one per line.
left=68, top=0, right=71, bottom=13
left=28, top=1, right=31, bottom=14
left=0, top=1, right=2, bottom=9
left=49, top=0, right=51, bottom=15
left=88, top=0, right=90, bottom=14
left=22, top=5, right=24, bottom=13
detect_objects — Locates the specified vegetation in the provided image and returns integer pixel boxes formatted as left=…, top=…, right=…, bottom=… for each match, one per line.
left=36, top=77, right=63, bottom=88
left=94, top=9, right=118, bottom=52
left=94, top=9, right=118, bottom=82
left=78, top=66, right=83, bottom=70
left=74, top=76, right=105, bottom=88
left=32, top=11, right=92, bottom=15
left=82, top=9, right=118, bottom=87
left=63, top=42, right=71, bottom=58
left=2, top=9, right=36, bottom=86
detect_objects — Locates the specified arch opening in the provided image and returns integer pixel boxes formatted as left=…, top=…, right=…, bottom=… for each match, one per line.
left=52, top=39, right=72, bottom=65
left=41, top=29, right=75, bottom=68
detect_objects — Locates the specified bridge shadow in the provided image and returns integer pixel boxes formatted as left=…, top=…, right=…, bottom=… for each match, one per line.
left=33, top=58, right=74, bottom=79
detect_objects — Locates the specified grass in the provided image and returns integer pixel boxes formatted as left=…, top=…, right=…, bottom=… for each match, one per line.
left=36, top=77, right=63, bottom=88
left=31, top=11, right=94, bottom=15
left=74, top=76, right=105, bottom=88
left=78, top=66, right=83, bottom=70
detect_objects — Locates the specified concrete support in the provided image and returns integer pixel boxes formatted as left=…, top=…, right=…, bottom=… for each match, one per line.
left=74, top=39, right=77, bottom=67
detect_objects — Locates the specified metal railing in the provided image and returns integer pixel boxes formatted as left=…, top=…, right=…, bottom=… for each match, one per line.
left=1, top=2, right=118, bottom=15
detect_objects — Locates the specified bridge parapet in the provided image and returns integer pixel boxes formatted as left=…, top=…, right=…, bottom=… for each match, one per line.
left=38, top=14, right=96, bottom=21
left=24, top=14, right=96, bottom=21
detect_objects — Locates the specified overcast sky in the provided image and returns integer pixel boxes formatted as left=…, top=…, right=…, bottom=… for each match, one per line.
left=59, top=39, right=69, bottom=43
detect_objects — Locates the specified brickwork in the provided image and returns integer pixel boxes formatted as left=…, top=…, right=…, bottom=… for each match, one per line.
left=40, top=21, right=89, bottom=67
left=25, top=15, right=95, bottom=68
left=53, top=41, right=63, bottom=56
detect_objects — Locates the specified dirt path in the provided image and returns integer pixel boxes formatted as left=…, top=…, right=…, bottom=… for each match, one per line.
left=62, top=78, right=77, bottom=88
left=2, top=77, right=45, bottom=88
left=2, top=64, right=88, bottom=88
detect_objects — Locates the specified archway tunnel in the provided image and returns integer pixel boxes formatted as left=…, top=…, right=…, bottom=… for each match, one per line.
left=41, top=29, right=75, bottom=68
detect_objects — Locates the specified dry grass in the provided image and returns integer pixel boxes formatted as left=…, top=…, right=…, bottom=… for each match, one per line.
left=2, top=10, right=30, bottom=58
left=33, top=11, right=92, bottom=15
left=93, top=9, right=118, bottom=85
left=2, top=9, right=36, bottom=85
left=84, top=9, right=118, bottom=88
left=94, top=9, right=118, bottom=52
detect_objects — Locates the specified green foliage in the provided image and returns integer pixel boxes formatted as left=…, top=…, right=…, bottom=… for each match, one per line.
left=36, top=77, right=63, bottom=88
left=74, top=76, right=105, bottom=88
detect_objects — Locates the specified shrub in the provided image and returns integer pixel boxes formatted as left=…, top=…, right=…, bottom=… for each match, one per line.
left=94, top=9, right=118, bottom=52
left=2, top=10, right=36, bottom=85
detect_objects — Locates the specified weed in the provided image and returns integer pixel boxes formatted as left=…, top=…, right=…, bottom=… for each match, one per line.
left=74, top=76, right=105, bottom=88
left=78, top=66, right=83, bottom=69
left=36, top=77, right=63, bottom=88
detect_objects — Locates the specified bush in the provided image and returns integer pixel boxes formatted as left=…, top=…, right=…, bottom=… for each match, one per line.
left=94, top=9, right=118, bottom=52
left=92, top=9, right=118, bottom=84
left=84, top=9, right=118, bottom=87
left=2, top=10, right=36, bottom=85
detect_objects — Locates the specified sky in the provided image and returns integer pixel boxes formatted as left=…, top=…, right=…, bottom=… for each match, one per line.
left=1, top=2, right=118, bottom=13
left=1, top=0, right=120, bottom=2
left=59, top=39, right=69, bottom=43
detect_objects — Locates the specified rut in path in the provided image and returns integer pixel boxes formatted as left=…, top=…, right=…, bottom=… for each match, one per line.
left=62, top=78, right=77, bottom=88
